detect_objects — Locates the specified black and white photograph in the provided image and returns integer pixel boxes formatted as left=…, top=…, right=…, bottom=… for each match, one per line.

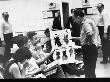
left=0, top=0, right=110, bottom=79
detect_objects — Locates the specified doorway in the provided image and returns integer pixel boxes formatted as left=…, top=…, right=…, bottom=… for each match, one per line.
left=62, top=2, right=69, bottom=28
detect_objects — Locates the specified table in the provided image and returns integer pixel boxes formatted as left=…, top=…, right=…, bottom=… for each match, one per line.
left=43, top=60, right=66, bottom=78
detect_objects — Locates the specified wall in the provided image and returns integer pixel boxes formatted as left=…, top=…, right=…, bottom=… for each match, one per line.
left=0, top=0, right=49, bottom=32
left=0, top=0, right=83, bottom=32
left=0, top=0, right=110, bottom=32
left=69, top=0, right=82, bottom=9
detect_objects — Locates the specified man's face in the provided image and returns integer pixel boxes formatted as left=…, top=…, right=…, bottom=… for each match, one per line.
left=25, top=41, right=30, bottom=49
left=55, top=11, right=60, bottom=17
left=74, top=16, right=82, bottom=25
left=72, top=12, right=75, bottom=18
left=35, top=43, right=42, bottom=50
left=3, top=15, right=9, bottom=21
left=97, top=4, right=104, bottom=13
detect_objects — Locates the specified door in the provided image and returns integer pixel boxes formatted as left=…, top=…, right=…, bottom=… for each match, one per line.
left=62, top=2, right=69, bottom=28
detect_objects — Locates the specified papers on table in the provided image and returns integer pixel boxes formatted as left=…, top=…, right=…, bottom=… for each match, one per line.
left=46, top=60, right=59, bottom=70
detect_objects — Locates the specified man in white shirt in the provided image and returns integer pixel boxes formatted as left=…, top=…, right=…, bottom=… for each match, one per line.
left=97, top=3, right=110, bottom=64
left=73, top=9, right=100, bottom=78
left=1, top=12, right=13, bottom=64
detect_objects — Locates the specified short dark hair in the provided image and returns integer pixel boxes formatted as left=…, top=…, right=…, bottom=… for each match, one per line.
left=71, top=9, right=75, bottom=14
left=44, top=28, right=49, bottom=33
left=44, top=28, right=50, bottom=37
left=27, top=31, right=37, bottom=40
left=44, top=28, right=50, bottom=33
left=14, top=47, right=32, bottom=63
left=97, top=3, right=104, bottom=8
left=2, top=12, right=9, bottom=17
left=74, top=9, right=85, bottom=17
left=16, top=35, right=28, bottom=47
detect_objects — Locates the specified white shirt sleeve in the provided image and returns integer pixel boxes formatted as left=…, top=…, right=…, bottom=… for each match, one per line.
left=0, top=23, right=4, bottom=41
left=102, top=11, right=110, bottom=33
left=84, top=22, right=93, bottom=35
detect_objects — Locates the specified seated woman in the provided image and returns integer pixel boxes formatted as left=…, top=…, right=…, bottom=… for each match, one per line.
left=4, top=46, right=47, bottom=79
left=15, top=35, right=48, bottom=77
left=3, top=47, right=32, bottom=79
left=16, top=34, right=55, bottom=76
left=27, top=31, right=55, bottom=65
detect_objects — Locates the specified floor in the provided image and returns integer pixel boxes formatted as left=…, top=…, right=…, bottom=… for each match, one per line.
left=66, top=57, right=110, bottom=78
left=95, top=57, right=110, bottom=78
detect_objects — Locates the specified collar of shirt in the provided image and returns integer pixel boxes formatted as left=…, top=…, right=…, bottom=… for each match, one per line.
left=82, top=16, right=87, bottom=24
left=80, top=16, right=87, bottom=30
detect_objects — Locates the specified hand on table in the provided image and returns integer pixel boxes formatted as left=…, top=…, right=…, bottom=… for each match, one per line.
left=103, top=33, right=107, bottom=39
left=40, top=64, right=47, bottom=71
left=32, top=74, right=46, bottom=78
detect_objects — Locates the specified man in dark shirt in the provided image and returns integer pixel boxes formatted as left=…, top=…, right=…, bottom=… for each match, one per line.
left=65, top=9, right=81, bottom=37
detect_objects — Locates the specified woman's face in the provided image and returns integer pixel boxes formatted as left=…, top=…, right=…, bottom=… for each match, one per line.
left=25, top=41, right=30, bottom=49
left=45, top=32, right=50, bottom=37
left=72, top=12, right=75, bottom=18
left=3, top=14, right=9, bottom=21
left=55, top=12, right=58, bottom=17
left=35, top=43, right=42, bottom=50
left=31, top=35, right=40, bottom=46
left=22, top=59, right=30, bottom=69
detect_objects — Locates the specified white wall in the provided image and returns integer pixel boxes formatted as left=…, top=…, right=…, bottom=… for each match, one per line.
left=0, top=0, right=85, bottom=32
left=0, top=0, right=110, bottom=32
left=69, top=0, right=110, bottom=13
left=0, top=0, right=49, bottom=32
left=69, top=0, right=82, bottom=9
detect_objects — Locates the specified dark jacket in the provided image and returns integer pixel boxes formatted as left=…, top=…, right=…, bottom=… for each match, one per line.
left=3, top=60, right=16, bottom=79
left=52, top=17, right=62, bottom=30
left=65, top=16, right=80, bottom=37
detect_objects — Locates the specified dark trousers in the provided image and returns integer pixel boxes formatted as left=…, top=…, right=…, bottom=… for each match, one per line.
left=4, top=33, right=13, bottom=63
left=82, top=44, right=98, bottom=78
left=98, top=26, right=110, bottom=62
left=98, top=26, right=104, bottom=43
left=101, top=39, right=110, bottom=62
left=102, top=25, right=110, bottom=62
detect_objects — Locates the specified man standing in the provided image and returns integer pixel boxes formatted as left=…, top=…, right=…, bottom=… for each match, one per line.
left=74, top=9, right=100, bottom=78
left=1, top=12, right=13, bottom=63
left=97, top=3, right=110, bottom=64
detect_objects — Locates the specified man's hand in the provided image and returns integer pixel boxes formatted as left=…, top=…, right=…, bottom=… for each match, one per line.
left=103, top=33, right=107, bottom=39
left=85, top=34, right=93, bottom=44
left=2, top=41, right=6, bottom=47
left=23, top=60, right=29, bottom=69
left=49, top=49, right=55, bottom=57
left=40, top=64, right=47, bottom=71
left=97, top=44, right=102, bottom=49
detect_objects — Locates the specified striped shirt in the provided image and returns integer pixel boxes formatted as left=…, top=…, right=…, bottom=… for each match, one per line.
left=80, top=17, right=101, bottom=47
